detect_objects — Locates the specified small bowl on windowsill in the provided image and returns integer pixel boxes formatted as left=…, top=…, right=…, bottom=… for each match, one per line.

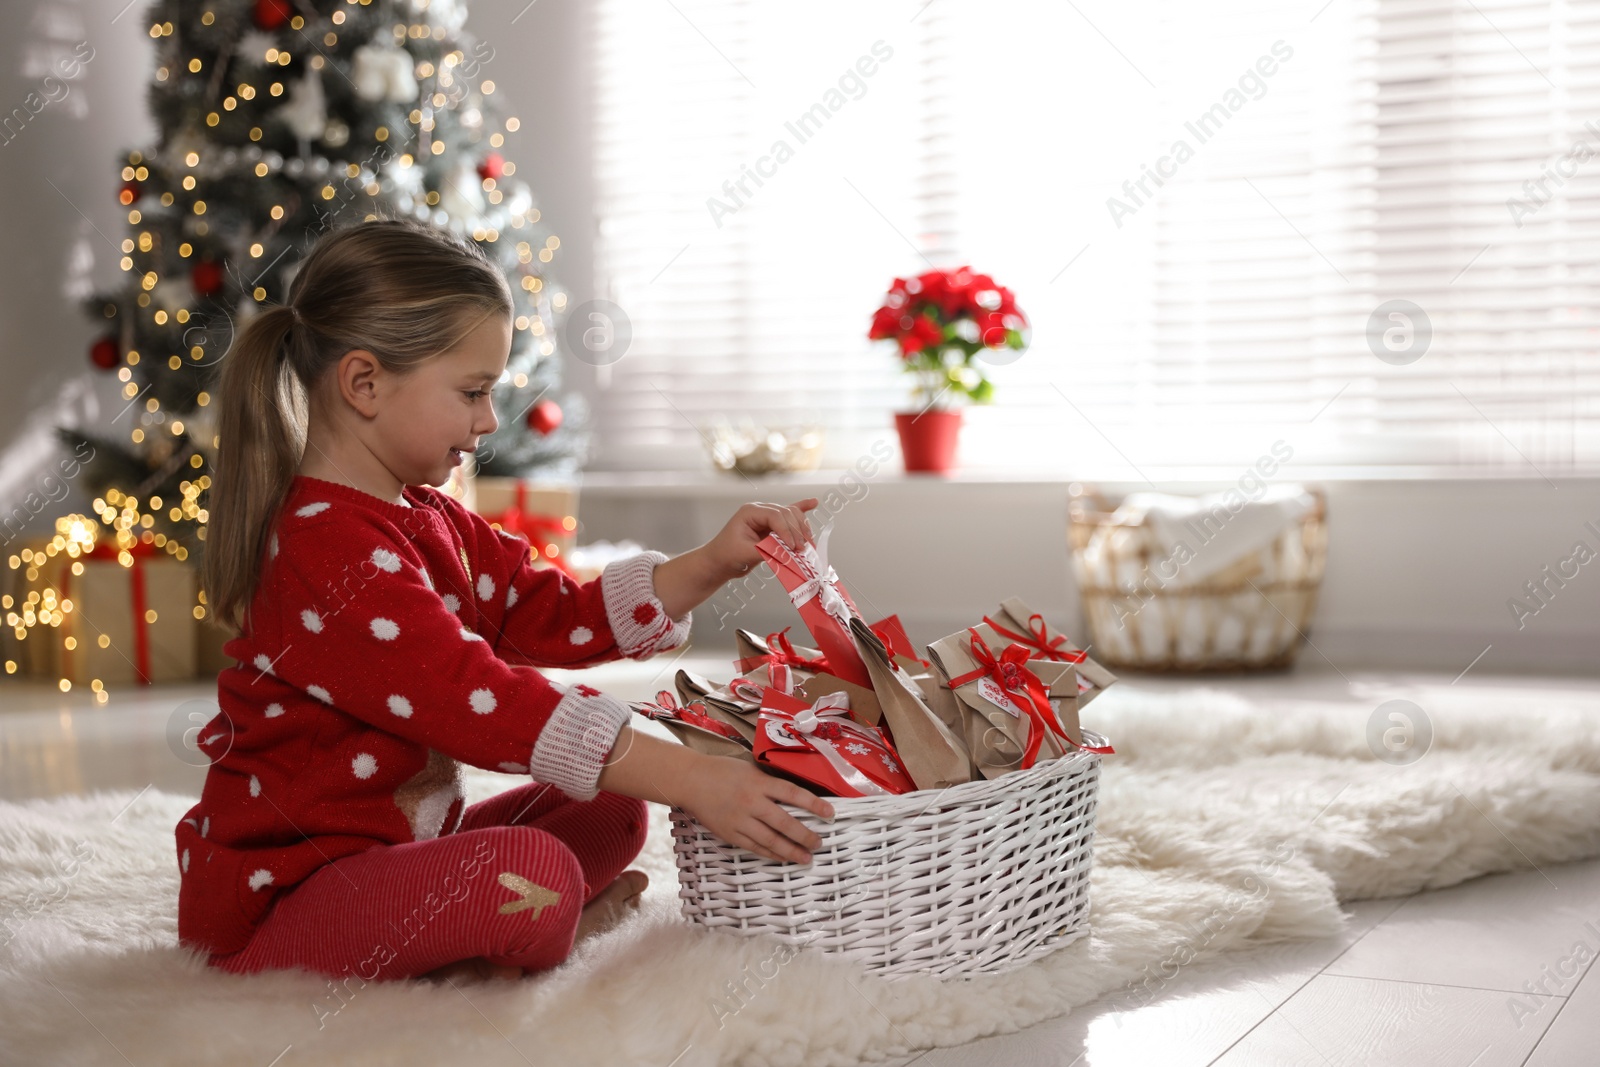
left=704, top=419, right=824, bottom=476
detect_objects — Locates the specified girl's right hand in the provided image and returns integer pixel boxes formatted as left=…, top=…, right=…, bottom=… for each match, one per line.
left=680, top=757, right=836, bottom=864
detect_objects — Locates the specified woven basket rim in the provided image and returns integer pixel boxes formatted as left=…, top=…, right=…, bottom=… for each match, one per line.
left=681, top=728, right=1109, bottom=825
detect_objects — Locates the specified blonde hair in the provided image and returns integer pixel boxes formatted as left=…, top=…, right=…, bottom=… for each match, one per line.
left=203, top=219, right=513, bottom=636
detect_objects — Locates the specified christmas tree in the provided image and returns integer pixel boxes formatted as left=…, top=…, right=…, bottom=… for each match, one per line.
left=67, top=0, right=585, bottom=575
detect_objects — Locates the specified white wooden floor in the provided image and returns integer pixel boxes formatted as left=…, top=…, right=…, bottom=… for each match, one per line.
left=2, top=656, right=1597, bottom=1067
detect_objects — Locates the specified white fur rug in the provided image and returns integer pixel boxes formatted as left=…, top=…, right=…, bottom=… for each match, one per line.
left=3, top=682, right=1599, bottom=1067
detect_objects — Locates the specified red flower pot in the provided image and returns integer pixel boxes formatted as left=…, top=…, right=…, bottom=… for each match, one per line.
left=894, top=409, right=963, bottom=474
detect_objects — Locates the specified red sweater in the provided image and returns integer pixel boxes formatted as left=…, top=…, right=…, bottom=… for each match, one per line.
left=175, top=475, right=690, bottom=957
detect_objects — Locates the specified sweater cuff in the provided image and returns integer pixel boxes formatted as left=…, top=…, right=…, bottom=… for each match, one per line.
left=529, top=683, right=634, bottom=801
left=600, top=549, right=692, bottom=660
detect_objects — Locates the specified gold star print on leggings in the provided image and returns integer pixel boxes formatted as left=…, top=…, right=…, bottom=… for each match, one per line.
left=497, top=871, right=561, bottom=921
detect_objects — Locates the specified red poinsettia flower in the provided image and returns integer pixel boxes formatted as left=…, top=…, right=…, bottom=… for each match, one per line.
left=897, top=312, right=943, bottom=356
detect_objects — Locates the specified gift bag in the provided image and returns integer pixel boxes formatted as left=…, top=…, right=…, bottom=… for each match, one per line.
left=927, top=622, right=1112, bottom=780
left=753, top=527, right=872, bottom=689
left=849, top=617, right=974, bottom=790
left=752, top=685, right=914, bottom=798
left=983, top=596, right=1117, bottom=711
left=633, top=690, right=755, bottom=763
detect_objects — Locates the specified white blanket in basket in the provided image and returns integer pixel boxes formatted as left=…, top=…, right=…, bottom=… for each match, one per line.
left=1111, top=483, right=1316, bottom=586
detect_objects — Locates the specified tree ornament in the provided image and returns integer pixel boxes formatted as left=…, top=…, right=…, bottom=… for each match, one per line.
left=477, top=153, right=504, bottom=182
left=191, top=260, right=225, bottom=297
left=279, top=70, right=328, bottom=142
left=119, top=180, right=141, bottom=205
left=253, top=0, right=293, bottom=30
left=351, top=44, right=418, bottom=104
left=89, top=336, right=120, bottom=370
left=527, top=398, right=563, bottom=435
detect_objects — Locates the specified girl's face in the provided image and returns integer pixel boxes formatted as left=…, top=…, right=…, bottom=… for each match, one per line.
left=376, top=311, right=512, bottom=488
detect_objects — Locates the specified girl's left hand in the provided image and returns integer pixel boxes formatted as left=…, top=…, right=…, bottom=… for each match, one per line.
left=707, top=499, right=819, bottom=580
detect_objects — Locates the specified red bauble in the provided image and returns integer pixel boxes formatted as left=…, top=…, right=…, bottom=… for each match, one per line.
left=118, top=180, right=141, bottom=205
left=477, top=153, right=505, bottom=182
left=89, top=336, right=120, bottom=370
left=526, top=398, right=562, bottom=435
left=253, top=0, right=293, bottom=29
left=191, top=260, right=225, bottom=297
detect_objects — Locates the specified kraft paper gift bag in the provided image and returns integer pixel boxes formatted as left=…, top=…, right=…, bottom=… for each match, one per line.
left=849, top=617, right=974, bottom=791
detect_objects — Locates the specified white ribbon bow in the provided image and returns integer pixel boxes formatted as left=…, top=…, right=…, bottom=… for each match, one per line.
left=785, top=523, right=855, bottom=633
left=764, top=690, right=897, bottom=797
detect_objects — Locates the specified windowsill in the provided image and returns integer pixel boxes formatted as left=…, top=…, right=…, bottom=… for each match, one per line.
left=576, top=464, right=1600, bottom=494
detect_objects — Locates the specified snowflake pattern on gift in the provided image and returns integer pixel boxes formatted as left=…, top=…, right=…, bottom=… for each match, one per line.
left=846, top=742, right=872, bottom=756
left=879, top=752, right=902, bottom=774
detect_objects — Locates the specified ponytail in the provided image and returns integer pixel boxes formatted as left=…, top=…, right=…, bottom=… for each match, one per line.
left=203, top=304, right=304, bottom=636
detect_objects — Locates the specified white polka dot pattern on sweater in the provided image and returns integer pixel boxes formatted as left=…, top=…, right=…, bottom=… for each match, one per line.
left=248, top=868, right=274, bottom=891
left=371, top=547, right=401, bottom=573
left=570, top=626, right=593, bottom=646
left=301, top=609, right=323, bottom=633
left=268, top=532, right=278, bottom=558
left=306, top=684, right=332, bottom=704
left=370, top=617, right=400, bottom=641
left=352, top=753, right=378, bottom=779
left=181, top=849, right=190, bottom=873
left=477, top=573, right=495, bottom=600
left=249, top=775, right=261, bottom=797
left=461, top=628, right=485, bottom=642
left=264, top=702, right=284, bottom=718
left=253, top=654, right=275, bottom=675
left=442, top=593, right=461, bottom=613
left=469, top=687, right=497, bottom=714
left=296, top=502, right=330, bottom=517
left=201, top=816, right=209, bottom=837
left=506, top=585, right=519, bottom=609
left=387, top=694, right=412, bottom=718
left=419, top=567, right=433, bottom=590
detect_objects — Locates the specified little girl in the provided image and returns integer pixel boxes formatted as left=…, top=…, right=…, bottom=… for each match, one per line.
left=180, top=219, right=834, bottom=983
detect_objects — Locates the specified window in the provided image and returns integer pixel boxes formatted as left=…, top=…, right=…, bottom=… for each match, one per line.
left=590, top=0, right=1600, bottom=475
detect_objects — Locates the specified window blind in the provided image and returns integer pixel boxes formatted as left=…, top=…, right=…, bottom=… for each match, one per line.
left=589, top=0, right=1600, bottom=475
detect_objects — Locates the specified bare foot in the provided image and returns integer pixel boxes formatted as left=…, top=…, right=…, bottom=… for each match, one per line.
left=575, top=869, right=648, bottom=944
left=420, top=957, right=523, bottom=983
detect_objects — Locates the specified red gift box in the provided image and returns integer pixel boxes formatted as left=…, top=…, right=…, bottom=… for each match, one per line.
left=753, top=527, right=871, bottom=689
left=753, top=684, right=914, bottom=798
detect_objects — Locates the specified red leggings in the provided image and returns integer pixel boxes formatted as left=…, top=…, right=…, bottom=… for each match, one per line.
left=211, top=784, right=648, bottom=981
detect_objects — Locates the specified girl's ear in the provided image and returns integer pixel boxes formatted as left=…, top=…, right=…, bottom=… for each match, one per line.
left=337, top=349, right=384, bottom=418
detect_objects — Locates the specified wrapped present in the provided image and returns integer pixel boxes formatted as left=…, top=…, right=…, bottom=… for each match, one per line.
left=632, top=689, right=754, bottom=762
left=57, top=541, right=198, bottom=686
left=753, top=525, right=871, bottom=689
left=927, top=623, right=1113, bottom=781
left=473, top=477, right=579, bottom=578
left=849, top=617, right=974, bottom=790
left=753, top=685, right=914, bottom=798
left=982, top=596, right=1117, bottom=710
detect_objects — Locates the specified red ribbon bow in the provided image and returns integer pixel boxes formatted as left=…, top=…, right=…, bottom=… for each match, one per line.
left=981, top=613, right=1086, bottom=664
left=637, top=689, right=744, bottom=741
left=948, top=628, right=1111, bottom=766
left=488, top=482, right=578, bottom=579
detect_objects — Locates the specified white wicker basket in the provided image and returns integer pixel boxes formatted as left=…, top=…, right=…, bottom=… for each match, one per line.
left=669, top=729, right=1106, bottom=980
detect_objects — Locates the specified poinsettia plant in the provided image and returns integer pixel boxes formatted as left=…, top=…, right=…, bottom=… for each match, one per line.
left=868, top=267, right=1029, bottom=409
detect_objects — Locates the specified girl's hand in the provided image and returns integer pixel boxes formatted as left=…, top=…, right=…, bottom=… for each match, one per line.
left=678, top=757, right=835, bottom=863
left=707, top=498, right=819, bottom=581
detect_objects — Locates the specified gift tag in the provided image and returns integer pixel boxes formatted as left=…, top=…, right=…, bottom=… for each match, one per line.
left=764, top=719, right=807, bottom=747
left=976, top=676, right=1026, bottom=718
left=1076, top=672, right=1095, bottom=694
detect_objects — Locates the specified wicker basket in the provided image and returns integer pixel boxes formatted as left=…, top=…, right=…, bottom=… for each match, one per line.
left=1067, top=487, right=1328, bottom=672
left=669, top=730, right=1106, bottom=980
